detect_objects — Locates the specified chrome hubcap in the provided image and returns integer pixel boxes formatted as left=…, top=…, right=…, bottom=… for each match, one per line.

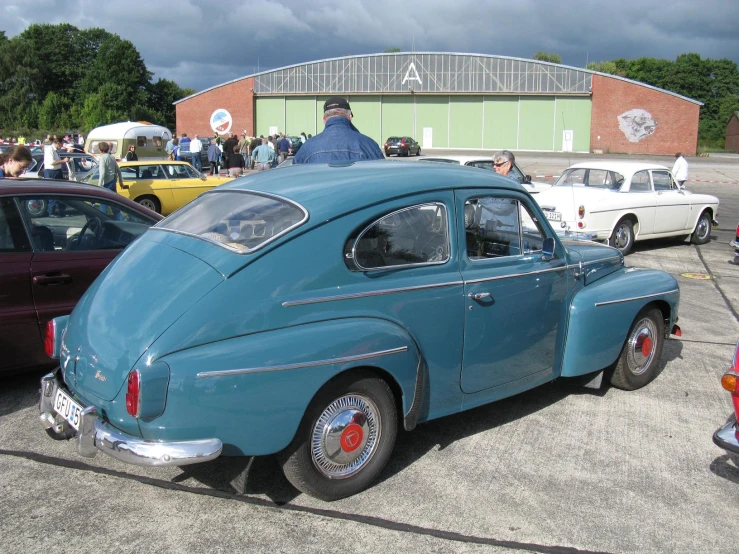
left=139, top=199, right=156, bottom=210
left=697, top=216, right=709, bottom=240
left=614, top=224, right=631, bottom=249
left=311, top=394, right=380, bottom=479
left=626, top=318, right=657, bottom=375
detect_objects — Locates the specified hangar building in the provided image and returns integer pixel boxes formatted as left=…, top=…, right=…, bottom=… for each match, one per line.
left=175, top=52, right=701, bottom=155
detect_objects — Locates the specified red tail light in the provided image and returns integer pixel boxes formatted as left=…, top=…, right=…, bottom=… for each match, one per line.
left=578, top=205, right=585, bottom=218
left=401, top=139, right=406, bottom=147
left=44, top=320, right=55, bottom=358
left=735, top=223, right=739, bottom=240
left=125, top=370, right=141, bottom=418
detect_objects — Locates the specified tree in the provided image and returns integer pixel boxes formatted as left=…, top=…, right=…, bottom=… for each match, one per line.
left=533, top=51, right=561, bottom=64
left=37, top=91, right=71, bottom=129
left=587, top=61, right=626, bottom=76
left=383, top=48, right=401, bottom=53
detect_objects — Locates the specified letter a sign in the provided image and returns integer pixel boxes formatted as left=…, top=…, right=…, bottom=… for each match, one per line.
left=402, top=62, right=422, bottom=86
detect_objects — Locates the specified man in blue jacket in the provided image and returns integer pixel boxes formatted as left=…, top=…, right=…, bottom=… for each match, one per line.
left=294, top=97, right=384, bottom=164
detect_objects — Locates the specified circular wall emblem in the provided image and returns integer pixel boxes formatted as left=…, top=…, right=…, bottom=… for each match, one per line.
left=340, top=424, right=364, bottom=453
left=210, top=109, right=232, bottom=135
left=680, top=272, right=714, bottom=280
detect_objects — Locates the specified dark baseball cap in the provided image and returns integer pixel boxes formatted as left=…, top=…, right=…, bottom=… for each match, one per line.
left=323, top=96, right=351, bottom=112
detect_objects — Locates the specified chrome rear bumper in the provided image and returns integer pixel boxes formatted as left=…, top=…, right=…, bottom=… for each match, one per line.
left=713, top=417, right=739, bottom=455
left=39, top=372, right=222, bottom=467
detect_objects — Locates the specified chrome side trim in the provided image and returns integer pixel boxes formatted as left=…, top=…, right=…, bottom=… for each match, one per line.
left=197, top=346, right=409, bottom=378
left=464, top=264, right=567, bottom=285
left=594, top=289, right=679, bottom=307
left=282, top=281, right=463, bottom=307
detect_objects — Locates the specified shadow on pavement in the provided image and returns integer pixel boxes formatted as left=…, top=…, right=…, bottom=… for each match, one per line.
left=0, top=369, right=47, bottom=417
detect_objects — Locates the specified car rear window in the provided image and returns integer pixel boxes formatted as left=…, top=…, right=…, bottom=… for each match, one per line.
left=158, top=190, right=308, bottom=253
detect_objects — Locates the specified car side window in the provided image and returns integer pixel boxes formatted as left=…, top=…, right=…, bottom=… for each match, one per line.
left=630, top=171, right=651, bottom=192
left=560, top=168, right=586, bottom=185
left=16, top=195, right=153, bottom=252
left=139, top=165, right=164, bottom=179
left=467, top=161, right=492, bottom=170
left=182, top=165, right=199, bottom=178
left=0, top=198, right=31, bottom=252
left=346, top=203, right=449, bottom=270
left=586, top=170, right=610, bottom=187
left=465, top=197, right=521, bottom=259
left=120, top=166, right=137, bottom=180
left=652, top=171, right=673, bottom=191
left=519, top=203, right=546, bottom=253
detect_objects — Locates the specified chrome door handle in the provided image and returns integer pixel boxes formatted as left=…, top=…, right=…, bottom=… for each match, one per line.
left=468, top=292, right=491, bottom=301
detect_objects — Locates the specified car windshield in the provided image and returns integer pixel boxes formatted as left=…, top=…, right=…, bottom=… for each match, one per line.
left=554, top=168, right=624, bottom=190
left=157, top=190, right=308, bottom=253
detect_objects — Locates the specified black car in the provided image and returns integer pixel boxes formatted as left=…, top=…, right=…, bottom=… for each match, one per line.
left=384, top=136, right=421, bottom=157
left=176, top=139, right=211, bottom=171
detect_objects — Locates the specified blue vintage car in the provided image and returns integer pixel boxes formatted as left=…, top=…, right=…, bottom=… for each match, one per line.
left=39, top=161, right=680, bottom=500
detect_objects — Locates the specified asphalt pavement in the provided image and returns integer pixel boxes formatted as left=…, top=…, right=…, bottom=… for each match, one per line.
left=1, top=151, right=738, bottom=553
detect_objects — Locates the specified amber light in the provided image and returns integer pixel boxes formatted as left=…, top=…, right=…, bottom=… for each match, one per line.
left=721, top=372, right=738, bottom=393
left=578, top=205, right=585, bottom=218
left=125, top=370, right=141, bottom=418
left=44, top=320, right=55, bottom=358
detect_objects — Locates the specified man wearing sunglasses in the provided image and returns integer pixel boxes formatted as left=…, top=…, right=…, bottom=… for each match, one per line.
left=492, top=150, right=520, bottom=183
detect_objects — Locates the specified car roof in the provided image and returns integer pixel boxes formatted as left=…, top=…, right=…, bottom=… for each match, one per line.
left=218, top=160, right=525, bottom=220
left=0, top=178, right=163, bottom=219
left=566, top=161, right=669, bottom=175
left=419, top=155, right=495, bottom=164
left=119, top=160, right=188, bottom=167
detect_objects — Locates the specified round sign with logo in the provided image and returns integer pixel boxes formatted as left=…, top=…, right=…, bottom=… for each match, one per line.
left=210, top=109, right=232, bottom=135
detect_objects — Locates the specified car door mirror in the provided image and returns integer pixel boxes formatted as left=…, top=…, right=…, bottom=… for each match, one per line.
left=542, top=237, right=555, bottom=261
left=523, top=175, right=532, bottom=184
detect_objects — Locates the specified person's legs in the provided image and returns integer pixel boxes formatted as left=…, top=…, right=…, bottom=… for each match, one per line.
left=192, top=153, right=202, bottom=172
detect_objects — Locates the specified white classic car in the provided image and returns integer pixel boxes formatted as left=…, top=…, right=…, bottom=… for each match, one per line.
left=417, top=156, right=551, bottom=194
left=534, top=161, right=719, bottom=254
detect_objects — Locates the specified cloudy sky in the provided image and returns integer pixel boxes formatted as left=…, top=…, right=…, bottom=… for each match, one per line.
left=2, top=0, right=738, bottom=92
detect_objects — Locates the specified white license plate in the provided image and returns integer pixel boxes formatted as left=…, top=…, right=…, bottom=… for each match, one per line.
left=53, top=388, right=84, bottom=431
left=546, top=211, right=562, bottom=221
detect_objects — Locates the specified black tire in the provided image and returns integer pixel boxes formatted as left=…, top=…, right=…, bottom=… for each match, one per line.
left=416, top=148, right=421, bottom=157
left=609, top=219, right=635, bottom=255
left=136, top=195, right=161, bottom=214
left=609, top=307, right=664, bottom=390
left=690, top=210, right=712, bottom=245
left=278, top=372, right=398, bottom=501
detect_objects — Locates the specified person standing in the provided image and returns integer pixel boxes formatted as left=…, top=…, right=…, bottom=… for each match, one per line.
left=207, top=139, right=221, bottom=175
left=277, top=134, right=291, bottom=164
left=97, top=142, right=119, bottom=192
left=224, top=144, right=246, bottom=177
left=491, top=150, right=521, bottom=183
left=165, top=134, right=175, bottom=160
left=294, top=97, right=384, bottom=164
left=251, top=137, right=276, bottom=171
left=238, top=133, right=251, bottom=167
left=125, top=145, right=138, bottom=161
left=0, top=145, right=33, bottom=177
left=223, top=133, right=238, bottom=159
left=43, top=138, right=70, bottom=180
left=190, top=135, right=203, bottom=171
left=672, top=152, right=688, bottom=188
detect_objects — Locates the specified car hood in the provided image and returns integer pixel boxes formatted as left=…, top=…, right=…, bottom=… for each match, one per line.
left=562, top=238, right=624, bottom=285
left=61, top=236, right=224, bottom=401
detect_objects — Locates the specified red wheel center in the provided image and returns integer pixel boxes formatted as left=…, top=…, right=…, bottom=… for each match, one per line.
left=340, top=423, right=364, bottom=453
left=639, top=337, right=653, bottom=357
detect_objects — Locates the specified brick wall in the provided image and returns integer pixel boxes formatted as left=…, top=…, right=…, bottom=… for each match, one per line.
left=726, top=113, right=739, bottom=152
left=590, top=74, right=700, bottom=155
left=175, top=77, right=255, bottom=138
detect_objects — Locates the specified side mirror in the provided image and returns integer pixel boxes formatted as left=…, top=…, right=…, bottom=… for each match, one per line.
left=542, top=237, right=555, bottom=261
left=523, top=175, right=532, bottom=184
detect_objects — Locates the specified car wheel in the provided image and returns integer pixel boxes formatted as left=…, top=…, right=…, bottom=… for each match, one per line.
left=278, top=372, right=398, bottom=501
left=609, top=307, right=664, bottom=390
left=136, top=195, right=161, bottom=214
left=690, top=210, right=712, bottom=245
left=416, top=148, right=421, bottom=156
left=609, top=219, right=634, bottom=255
left=25, top=198, right=48, bottom=217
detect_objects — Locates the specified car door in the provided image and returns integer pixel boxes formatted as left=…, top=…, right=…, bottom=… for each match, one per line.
left=457, top=190, right=569, bottom=393
left=15, top=193, right=156, bottom=346
left=0, top=197, right=41, bottom=373
left=652, top=169, right=690, bottom=233
left=169, top=163, right=213, bottom=211
left=625, top=169, right=656, bottom=236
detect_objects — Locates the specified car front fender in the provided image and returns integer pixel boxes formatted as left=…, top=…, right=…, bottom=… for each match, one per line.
left=139, top=317, right=423, bottom=455
left=560, top=267, right=679, bottom=378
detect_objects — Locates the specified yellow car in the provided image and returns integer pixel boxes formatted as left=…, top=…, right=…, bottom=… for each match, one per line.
left=83, top=161, right=231, bottom=215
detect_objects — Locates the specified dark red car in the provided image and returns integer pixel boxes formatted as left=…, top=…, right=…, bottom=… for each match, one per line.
left=0, top=179, right=162, bottom=374
left=713, top=340, right=739, bottom=456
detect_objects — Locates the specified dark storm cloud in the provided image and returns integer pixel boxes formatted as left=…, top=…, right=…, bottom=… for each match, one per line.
left=2, top=0, right=738, bottom=92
